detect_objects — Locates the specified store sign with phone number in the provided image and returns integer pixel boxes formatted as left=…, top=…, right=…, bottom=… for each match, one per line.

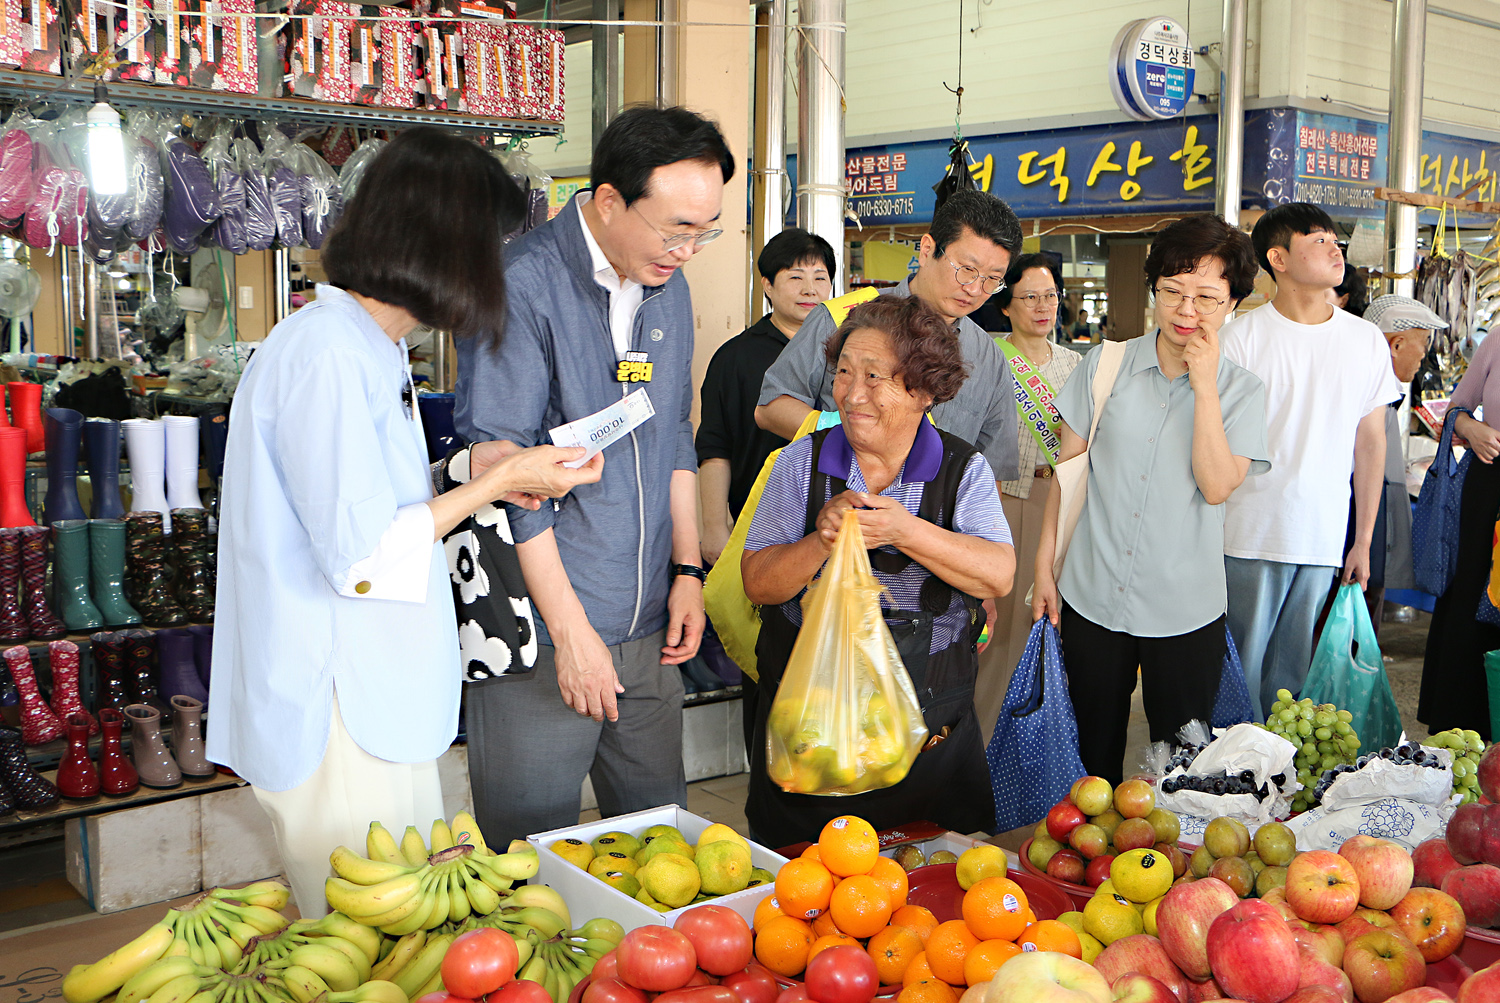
left=785, top=108, right=1500, bottom=226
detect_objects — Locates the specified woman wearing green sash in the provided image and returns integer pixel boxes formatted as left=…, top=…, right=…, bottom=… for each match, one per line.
left=973, top=254, right=1080, bottom=743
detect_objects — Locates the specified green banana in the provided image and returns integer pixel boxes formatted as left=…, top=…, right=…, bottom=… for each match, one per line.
left=517, top=955, right=549, bottom=985
left=447, top=870, right=470, bottom=925
left=501, top=886, right=571, bottom=928
left=506, top=907, right=570, bottom=940
left=413, top=972, right=444, bottom=1001
left=118, top=959, right=210, bottom=1003
left=211, top=882, right=292, bottom=911
left=371, top=930, right=427, bottom=983
left=463, top=855, right=514, bottom=894
left=475, top=846, right=540, bottom=882
left=213, top=902, right=290, bottom=936
left=400, top=827, right=429, bottom=867
left=330, top=981, right=409, bottom=1003
left=462, top=869, right=502, bottom=915
left=391, top=933, right=453, bottom=1000
left=367, top=823, right=407, bottom=865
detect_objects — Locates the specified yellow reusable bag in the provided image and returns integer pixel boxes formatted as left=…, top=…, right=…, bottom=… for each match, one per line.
left=764, top=510, right=928, bottom=795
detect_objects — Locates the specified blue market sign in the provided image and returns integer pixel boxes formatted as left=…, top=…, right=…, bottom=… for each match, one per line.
left=784, top=108, right=1500, bottom=226
left=1111, top=17, right=1195, bottom=121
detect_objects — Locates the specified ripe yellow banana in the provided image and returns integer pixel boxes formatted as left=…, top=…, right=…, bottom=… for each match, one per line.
left=212, top=881, right=292, bottom=911
left=331, top=846, right=421, bottom=885
left=502, top=885, right=571, bottom=928
left=214, top=902, right=291, bottom=936
left=414, top=972, right=443, bottom=1001
left=367, top=822, right=406, bottom=865
left=330, top=980, right=408, bottom=1003
left=285, top=943, right=361, bottom=993
left=420, top=878, right=450, bottom=931
left=462, top=869, right=502, bottom=915
left=308, top=935, right=372, bottom=984
left=370, top=931, right=426, bottom=983
left=449, top=811, right=488, bottom=854
left=376, top=899, right=432, bottom=938
left=118, top=958, right=209, bottom=1003
left=219, top=918, right=263, bottom=951
left=63, top=921, right=178, bottom=1003
left=446, top=870, right=470, bottom=925
left=391, top=933, right=453, bottom=999
left=275, top=966, right=330, bottom=1003
left=478, top=846, right=540, bottom=882
left=517, top=955, right=548, bottom=985
left=400, top=827, right=429, bottom=867
left=323, top=872, right=424, bottom=921
left=147, top=974, right=208, bottom=1003
left=463, top=855, right=514, bottom=894
left=429, top=819, right=455, bottom=852
left=300, top=912, right=383, bottom=965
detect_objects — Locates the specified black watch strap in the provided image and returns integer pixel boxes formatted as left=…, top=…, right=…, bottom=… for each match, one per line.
left=673, top=563, right=707, bottom=583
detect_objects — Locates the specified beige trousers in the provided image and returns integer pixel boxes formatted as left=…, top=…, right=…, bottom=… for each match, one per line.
left=975, top=475, right=1053, bottom=746
left=252, top=694, right=446, bottom=918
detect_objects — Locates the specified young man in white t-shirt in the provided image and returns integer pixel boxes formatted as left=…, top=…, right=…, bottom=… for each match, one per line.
left=1220, top=203, right=1402, bottom=718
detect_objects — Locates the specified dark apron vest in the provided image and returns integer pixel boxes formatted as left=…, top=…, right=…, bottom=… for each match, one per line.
left=745, top=427, right=996, bottom=848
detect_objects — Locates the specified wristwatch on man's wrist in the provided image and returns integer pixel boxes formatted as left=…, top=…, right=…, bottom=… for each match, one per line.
left=672, top=563, right=707, bottom=583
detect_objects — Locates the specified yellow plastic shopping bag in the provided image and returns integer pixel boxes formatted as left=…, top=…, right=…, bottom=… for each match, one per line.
left=765, top=510, right=928, bottom=795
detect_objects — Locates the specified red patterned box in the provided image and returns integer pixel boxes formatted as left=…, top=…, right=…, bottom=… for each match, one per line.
left=64, top=0, right=110, bottom=74
left=312, top=0, right=355, bottom=103
left=377, top=6, right=418, bottom=108
left=349, top=5, right=383, bottom=105
left=508, top=22, right=541, bottom=119
left=184, top=0, right=257, bottom=92
left=18, top=0, right=60, bottom=73
left=461, top=20, right=517, bottom=118
left=110, top=0, right=155, bottom=82
left=539, top=25, right=563, bottom=122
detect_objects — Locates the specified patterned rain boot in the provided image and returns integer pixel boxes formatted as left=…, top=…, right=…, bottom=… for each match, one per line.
left=0, top=725, right=59, bottom=808
left=91, top=632, right=131, bottom=713
left=170, top=509, right=215, bottom=623
left=120, top=629, right=166, bottom=713
left=17, top=526, right=65, bottom=641
left=0, top=528, right=30, bottom=643
left=2, top=645, right=63, bottom=745
left=124, top=512, right=187, bottom=628
left=46, top=641, right=95, bottom=736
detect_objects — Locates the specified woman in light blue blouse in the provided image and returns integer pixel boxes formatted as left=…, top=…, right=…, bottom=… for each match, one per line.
left=208, top=129, right=602, bottom=916
left=1032, top=214, right=1271, bottom=784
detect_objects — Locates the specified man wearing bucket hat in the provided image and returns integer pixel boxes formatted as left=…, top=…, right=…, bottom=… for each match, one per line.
left=1349, top=294, right=1446, bottom=625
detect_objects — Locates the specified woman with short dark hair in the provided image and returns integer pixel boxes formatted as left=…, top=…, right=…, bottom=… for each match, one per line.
left=740, top=296, right=1015, bottom=844
left=208, top=128, right=602, bottom=916
left=1031, top=213, right=1271, bottom=783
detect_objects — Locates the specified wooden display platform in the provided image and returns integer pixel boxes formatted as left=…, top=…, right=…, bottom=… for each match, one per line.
left=0, top=770, right=243, bottom=835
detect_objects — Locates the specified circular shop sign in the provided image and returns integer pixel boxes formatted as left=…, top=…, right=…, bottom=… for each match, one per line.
left=1110, top=17, right=1195, bottom=121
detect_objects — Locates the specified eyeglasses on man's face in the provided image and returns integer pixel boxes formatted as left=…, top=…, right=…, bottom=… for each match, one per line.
left=949, top=260, right=1007, bottom=295
left=1013, top=290, right=1060, bottom=308
left=631, top=204, right=723, bottom=251
left=1155, top=286, right=1228, bottom=314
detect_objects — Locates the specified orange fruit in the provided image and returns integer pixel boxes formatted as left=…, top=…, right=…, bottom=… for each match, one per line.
left=963, top=940, right=1022, bottom=985
left=868, top=925, right=924, bottom=985
left=829, top=875, right=893, bottom=939
left=808, top=933, right=861, bottom=963
left=1017, top=920, right=1082, bottom=959
left=869, top=856, right=910, bottom=909
left=924, top=920, right=980, bottom=986
left=802, top=844, right=824, bottom=862
left=890, top=905, right=940, bottom=945
left=754, top=895, right=786, bottom=931
left=776, top=858, right=835, bottom=920
left=812, top=910, right=842, bottom=938
left=902, top=952, right=937, bottom=987
left=819, top=816, right=880, bottom=877
left=961, top=876, right=1029, bottom=942
left=897, top=979, right=958, bottom=1003
left=755, top=915, right=815, bottom=978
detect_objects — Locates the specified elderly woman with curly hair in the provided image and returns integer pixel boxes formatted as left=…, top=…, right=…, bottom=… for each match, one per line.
left=740, top=296, right=1016, bottom=846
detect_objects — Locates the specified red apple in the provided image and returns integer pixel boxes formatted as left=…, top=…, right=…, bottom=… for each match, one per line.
left=1071, top=823, right=1109, bottom=860
left=1282, top=990, right=1352, bottom=1003
left=1205, top=899, right=1300, bottom=1003
left=1260, top=886, right=1300, bottom=921
left=1108, top=973, right=1177, bottom=1003
left=1114, top=818, right=1158, bottom=853
left=1412, top=839, right=1464, bottom=890
left=1388, top=887, right=1467, bottom=962
left=1086, top=854, right=1116, bottom=888
left=1287, top=850, right=1362, bottom=924
left=1441, top=863, right=1500, bottom=928
left=1385, top=990, right=1457, bottom=1003
left=1479, top=804, right=1500, bottom=868
left=1182, top=979, right=1225, bottom=1002
left=1478, top=743, right=1500, bottom=804
left=1048, top=800, right=1087, bottom=842
left=1447, top=803, right=1486, bottom=865
left=1114, top=779, right=1156, bottom=819
left=1073, top=775, right=1114, bottom=816
left=1048, top=848, right=1088, bottom=884
left=1296, top=943, right=1354, bottom=1002
left=1337, top=908, right=1403, bottom=946
left=1154, top=843, right=1188, bottom=879
left=1156, top=877, right=1240, bottom=980
left=1457, top=961, right=1500, bottom=1003
left=986, top=951, right=1112, bottom=1003
left=1207, top=856, right=1255, bottom=898
left=1340, top=836, right=1415, bottom=910
left=1289, top=920, right=1346, bottom=969
left=1092, top=935, right=1188, bottom=1000
left=1343, top=930, right=1426, bottom=1003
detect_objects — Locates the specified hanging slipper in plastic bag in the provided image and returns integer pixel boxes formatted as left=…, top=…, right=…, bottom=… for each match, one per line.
left=0, top=112, right=37, bottom=230
left=262, top=129, right=303, bottom=248
left=237, top=136, right=275, bottom=252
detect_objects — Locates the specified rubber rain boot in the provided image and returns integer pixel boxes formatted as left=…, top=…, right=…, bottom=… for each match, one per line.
left=17, top=526, right=65, bottom=640
left=163, top=416, right=203, bottom=510
left=121, top=628, right=164, bottom=711
left=7, top=383, right=43, bottom=454
left=169, top=694, right=213, bottom=777
left=2, top=645, right=62, bottom=745
left=83, top=419, right=126, bottom=520
left=97, top=707, right=138, bottom=795
left=123, top=512, right=187, bottom=627
left=122, top=419, right=171, bottom=531
left=91, top=632, right=130, bottom=713
left=0, top=428, right=34, bottom=528
left=156, top=627, right=208, bottom=704
left=88, top=519, right=140, bottom=627
left=200, top=407, right=228, bottom=515
left=125, top=703, right=180, bottom=789
left=42, top=408, right=86, bottom=524
left=0, top=528, right=30, bottom=643
left=55, top=713, right=100, bottom=800
left=0, top=725, right=59, bottom=808
left=50, top=520, right=102, bottom=633
left=170, top=509, right=214, bottom=622
left=46, top=640, right=95, bottom=736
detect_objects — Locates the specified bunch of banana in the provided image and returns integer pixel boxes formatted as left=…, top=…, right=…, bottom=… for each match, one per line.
left=328, top=814, right=540, bottom=936
left=232, top=912, right=382, bottom=991
left=458, top=885, right=573, bottom=943
left=516, top=929, right=617, bottom=1003
left=113, top=956, right=407, bottom=1003
left=379, top=932, right=458, bottom=1001
left=62, top=883, right=292, bottom=1003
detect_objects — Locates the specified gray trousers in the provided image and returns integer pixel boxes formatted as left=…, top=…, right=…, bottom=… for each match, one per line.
left=465, top=629, right=687, bottom=845
left=1225, top=557, right=1339, bottom=720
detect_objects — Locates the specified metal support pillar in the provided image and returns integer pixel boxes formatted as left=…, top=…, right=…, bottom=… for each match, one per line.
left=1215, top=0, right=1247, bottom=225
left=796, top=0, right=845, bottom=294
left=592, top=0, right=621, bottom=145
left=753, top=0, right=788, bottom=314
left=1386, top=0, right=1426, bottom=297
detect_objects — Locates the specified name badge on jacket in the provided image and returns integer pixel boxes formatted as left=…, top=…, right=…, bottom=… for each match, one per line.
left=616, top=351, right=653, bottom=383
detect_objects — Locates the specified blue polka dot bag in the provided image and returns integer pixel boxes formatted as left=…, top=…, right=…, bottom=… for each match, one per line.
left=985, top=618, right=1087, bottom=832
left=1413, top=406, right=1473, bottom=597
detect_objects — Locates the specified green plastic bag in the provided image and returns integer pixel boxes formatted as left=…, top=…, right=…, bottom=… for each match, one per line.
left=1303, top=584, right=1403, bottom=751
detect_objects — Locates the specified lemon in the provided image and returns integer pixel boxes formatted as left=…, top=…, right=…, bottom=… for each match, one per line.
left=1110, top=848, right=1173, bottom=904
left=1083, top=892, right=1144, bottom=946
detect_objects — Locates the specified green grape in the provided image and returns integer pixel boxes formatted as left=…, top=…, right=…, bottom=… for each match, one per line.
left=1337, top=710, right=1354, bottom=723
left=1455, top=761, right=1469, bottom=778
left=1317, top=741, right=1334, bottom=754
left=1297, top=719, right=1313, bottom=737
left=1463, top=773, right=1480, bottom=788
left=1315, top=712, right=1335, bottom=728
left=1270, top=701, right=1286, bottom=715
left=1314, top=727, right=1332, bottom=741
left=1302, top=742, right=1318, bottom=758
left=1277, top=688, right=1294, bottom=703
left=1334, top=722, right=1352, bottom=736
left=1279, top=709, right=1297, bottom=724
left=1348, top=737, right=1361, bottom=750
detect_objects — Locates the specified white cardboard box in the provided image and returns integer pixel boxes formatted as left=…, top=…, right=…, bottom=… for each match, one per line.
left=528, top=805, right=788, bottom=933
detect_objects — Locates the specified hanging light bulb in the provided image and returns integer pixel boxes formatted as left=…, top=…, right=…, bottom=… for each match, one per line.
left=85, top=82, right=127, bottom=196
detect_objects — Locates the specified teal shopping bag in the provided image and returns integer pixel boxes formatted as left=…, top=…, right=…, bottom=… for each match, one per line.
left=1302, top=584, right=1403, bottom=751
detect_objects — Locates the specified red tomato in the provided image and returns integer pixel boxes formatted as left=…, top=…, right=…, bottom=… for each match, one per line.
left=440, top=930, right=521, bottom=999
left=719, top=966, right=781, bottom=1003
left=775, top=987, right=811, bottom=1003
left=803, top=947, right=877, bottom=1003
left=617, top=926, right=698, bottom=992
left=654, top=988, right=739, bottom=1003
left=488, top=983, right=553, bottom=1003
left=685, top=971, right=720, bottom=987
left=673, top=906, right=754, bottom=977
left=593, top=951, right=620, bottom=982
left=580, top=979, right=650, bottom=1003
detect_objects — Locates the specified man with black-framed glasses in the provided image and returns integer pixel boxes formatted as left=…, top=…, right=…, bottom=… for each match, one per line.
left=755, top=189, right=1025, bottom=485
left=454, top=106, right=733, bottom=843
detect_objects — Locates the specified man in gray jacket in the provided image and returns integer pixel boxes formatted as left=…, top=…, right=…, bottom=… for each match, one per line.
left=455, top=107, right=732, bottom=843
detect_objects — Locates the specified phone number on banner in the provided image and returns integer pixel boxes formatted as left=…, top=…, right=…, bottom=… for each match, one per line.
left=853, top=196, right=916, bottom=218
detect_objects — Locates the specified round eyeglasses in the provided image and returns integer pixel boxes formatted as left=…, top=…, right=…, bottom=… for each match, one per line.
left=632, top=204, right=723, bottom=251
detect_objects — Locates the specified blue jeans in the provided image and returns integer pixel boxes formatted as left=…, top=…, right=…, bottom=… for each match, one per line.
left=1225, top=557, right=1338, bottom=719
